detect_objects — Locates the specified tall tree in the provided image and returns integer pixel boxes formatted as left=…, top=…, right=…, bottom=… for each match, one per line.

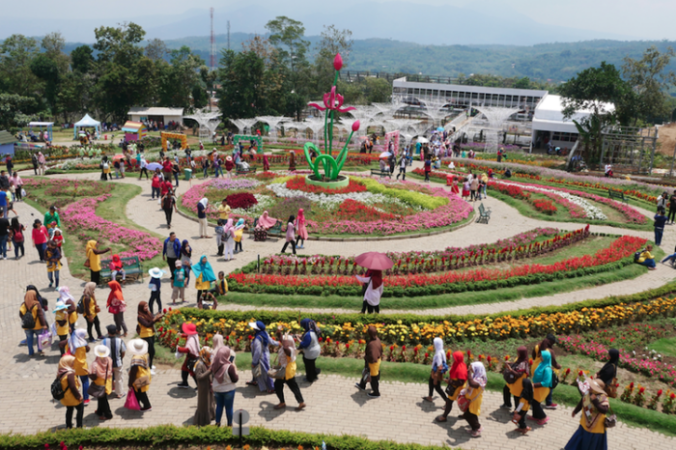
left=559, top=62, right=635, bottom=163
left=0, top=34, right=41, bottom=97
left=313, top=25, right=353, bottom=95
left=622, top=46, right=676, bottom=124
left=71, top=45, right=94, bottom=74
left=216, top=49, right=266, bottom=119
left=145, top=38, right=169, bottom=62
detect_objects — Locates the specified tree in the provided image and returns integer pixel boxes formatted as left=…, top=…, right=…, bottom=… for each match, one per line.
left=41, top=32, right=70, bottom=74
left=0, top=34, right=41, bottom=97
left=56, top=71, right=94, bottom=123
left=0, top=93, right=37, bottom=128
left=314, top=25, right=353, bottom=94
left=156, top=46, right=205, bottom=108
left=145, top=38, right=168, bottom=62
left=71, top=45, right=94, bottom=74
left=559, top=62, right=635, bottom=163
left=622, top=46, right=676, bottom=124
left=216, top=49, right=266, bottom=119
left=30, top=54, right=60, bottom=113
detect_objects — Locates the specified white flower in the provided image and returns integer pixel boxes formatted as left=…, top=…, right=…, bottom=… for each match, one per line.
left=501, top=181, right=607, bottom=220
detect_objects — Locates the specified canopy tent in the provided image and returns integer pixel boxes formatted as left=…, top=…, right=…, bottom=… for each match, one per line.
left=122, top=121, right=147, bottom=142
left=73, top=114, right=101, bottom=139
left=27, top=122, right=54, bottom=142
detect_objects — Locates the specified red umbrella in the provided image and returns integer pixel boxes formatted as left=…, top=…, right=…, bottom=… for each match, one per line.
left=354, top=252, right=393, bottom=270
left=112, top=154, right=126, bottom=161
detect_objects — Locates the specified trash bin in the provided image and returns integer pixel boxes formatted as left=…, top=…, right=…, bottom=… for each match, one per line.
left=184, top=168, right=192, bottom=180
left=446, top=174, right=453, bottom=186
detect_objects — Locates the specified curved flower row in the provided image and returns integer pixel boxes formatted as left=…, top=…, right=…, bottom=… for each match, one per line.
left=61, top=195, right=161, bottom=261
left=229, top=235, right=646, bottom=292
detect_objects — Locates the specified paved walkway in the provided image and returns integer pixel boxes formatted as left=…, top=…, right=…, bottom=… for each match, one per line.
left=1, top=168, right=675, bottom=449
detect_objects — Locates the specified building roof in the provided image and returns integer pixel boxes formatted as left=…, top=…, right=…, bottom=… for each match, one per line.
left=0, top=130, right=18, bottom=145
left=122, top=121, right=145, bottom=132
left=128, top=107, right=184, bottom=116
left=28, top=122, right=54, bottom=126
left=532, top=94, right=615, bottom=133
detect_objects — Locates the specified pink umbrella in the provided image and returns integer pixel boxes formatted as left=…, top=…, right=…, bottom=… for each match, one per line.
left=354, top=252, right=393, bottom=270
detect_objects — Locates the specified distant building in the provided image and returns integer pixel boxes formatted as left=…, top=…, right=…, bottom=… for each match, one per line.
left=0, top=130, right=17, bottom=156
left=127, top=107, right=184, bottom=125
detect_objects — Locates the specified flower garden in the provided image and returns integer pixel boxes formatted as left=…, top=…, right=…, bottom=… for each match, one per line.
left=180, top=173, right=473, bottom=236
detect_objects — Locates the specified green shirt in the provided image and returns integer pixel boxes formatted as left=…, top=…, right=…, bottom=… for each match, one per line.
left=44, top=211, right=61, bottom=227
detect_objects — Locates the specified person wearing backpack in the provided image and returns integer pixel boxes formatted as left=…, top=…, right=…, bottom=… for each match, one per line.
left=9, top=217, right=25, bottom=259
left=103, top=324, right=127, bottom=398
left=19, top=290, right=47, bottom=356
left=161, top=188, right=177, bottom=229
left=55, top=355, right=84, bottom=428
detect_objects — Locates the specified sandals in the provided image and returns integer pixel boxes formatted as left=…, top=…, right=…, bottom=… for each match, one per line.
left=516, top=426, right=532, bottom=435
left=435, top=415, right=448, bottom=423
left=422, top=396, right=434, bottom=402
left=273, top=403, right=286, bottom=410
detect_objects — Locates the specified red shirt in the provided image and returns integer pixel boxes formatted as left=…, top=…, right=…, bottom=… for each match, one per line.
left=162, top=160, right=173, bottom=173
left=161, top=180, right=172, bottom=195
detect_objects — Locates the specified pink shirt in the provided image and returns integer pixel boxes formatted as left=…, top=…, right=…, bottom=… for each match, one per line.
left=32, top=226, right=48, bottom=245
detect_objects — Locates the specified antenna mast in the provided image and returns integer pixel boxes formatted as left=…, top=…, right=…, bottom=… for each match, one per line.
left=227, top=20, right=231, bottom=51
left=210, top=7, right=215, bottom=71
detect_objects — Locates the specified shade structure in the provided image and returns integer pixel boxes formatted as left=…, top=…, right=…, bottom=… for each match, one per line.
left=417, top=137, right=429, bottom=143
left=354, top=252, right=393, bottom=270
left=73, top=114, right=101, bottom=139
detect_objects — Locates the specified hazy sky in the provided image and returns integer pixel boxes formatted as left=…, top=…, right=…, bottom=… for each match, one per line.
left=4, top=0, right=675, bottom=41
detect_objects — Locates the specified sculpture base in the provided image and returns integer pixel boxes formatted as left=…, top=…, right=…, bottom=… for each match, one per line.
left=305, top=174, right=350, bottom=189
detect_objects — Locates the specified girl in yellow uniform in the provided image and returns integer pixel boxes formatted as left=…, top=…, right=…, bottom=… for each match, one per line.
left=436, top=350, right=467, bottom=422
left=45, top=240, right=62, bottom=288
left=531, top=349, right=554, bottom=425
left=192, top=255, right=216, bottom=301
left=463, top=361, right=487, bottom=438
left=503, top=346, right=530, bottom=409
left=90, top=345, right=114, bottom=420
left=53, top=301, right=70, bottom=355
left=513, top=378, right=534, bottom=434
left=67, top=329, right=91, bottom=405
left=56, top=355, right=84, bottom=428
left=83, top=281, right=103, bottom=341
left=128, top=339, right=153, bottom=411
left=566, top=379, right=610, bottom=450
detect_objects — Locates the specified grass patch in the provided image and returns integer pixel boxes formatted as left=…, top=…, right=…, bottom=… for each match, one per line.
left=225, top=260, right=651, bottom=310
left=24, top=182, right=165, bottom=280
left=649, top=336, right=676, bottom=359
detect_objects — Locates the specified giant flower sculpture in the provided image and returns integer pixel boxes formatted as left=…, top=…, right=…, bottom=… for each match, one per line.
left=304, top=54, right=361, bottom=181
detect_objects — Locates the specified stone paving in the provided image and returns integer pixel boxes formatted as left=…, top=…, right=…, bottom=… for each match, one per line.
left=1, top=167, right=675, bottom=449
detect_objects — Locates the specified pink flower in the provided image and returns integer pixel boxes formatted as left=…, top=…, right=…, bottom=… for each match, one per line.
left=308, top=86, right=355, bottom=113
left=333, top=53, right=343, bottom=71
left=352, top=120, right=360, bottom=132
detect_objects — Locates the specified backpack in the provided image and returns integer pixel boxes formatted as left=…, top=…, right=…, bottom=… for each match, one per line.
left=76, top=296, right=85, bottom=314
left=162, top=195, right=173, bottom=210
left=21, top=304, right=36, bottom=329
left=12, top=228, right=23, bottom=243
left=51, top=375, right=69, bottom=401
left=634, top=248, right=645, bottom=262
left=551, top=371, right=559, bottom=390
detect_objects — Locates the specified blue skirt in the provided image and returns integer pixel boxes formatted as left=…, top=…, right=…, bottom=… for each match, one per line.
left=565, top=425, right=608, bottom=450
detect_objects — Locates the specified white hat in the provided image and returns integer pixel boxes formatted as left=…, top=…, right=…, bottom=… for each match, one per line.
left=176, top=260, right=183, bottom=267
left=149, top=267, right=164, bottom=279
left=248, top=322, right=260, bottom=331
left=94, top=345, right=110, bottom=358
left=129, top=339, right=149, bottom=355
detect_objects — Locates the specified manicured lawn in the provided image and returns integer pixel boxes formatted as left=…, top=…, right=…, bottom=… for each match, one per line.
left=649, top=336, right=676, bottom=359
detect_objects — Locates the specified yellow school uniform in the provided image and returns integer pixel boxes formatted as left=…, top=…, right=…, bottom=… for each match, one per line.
left=88, top=298, right=98, bottom=319
left=19, top=303, right=42, bottom=330
left=138, top=321, right=154, bottom=339
left=234, top=228, right=244, bottom=243
left=466, top=386, right=484, bottom=416
left=93, top=364, right=113, bottom=395
left=447, top=379, right=466, bottom=401
left=69, top=308, right=78, bottom=325
left=60, top=374, right=82, bottom=407
left=73, top=346, right=89, bottom=376
left=133, top=356, right=152, bottom=393
left=581, top=394, right=608, bottom=434
left=368, top=358, right=381, bottom=377
left=195, top=273, right=211, bottom=291
left=508, top=373, right=527, bottom=397
left=533, top=386, right=550, bottom=403
left=55, top=310, right=69, bottom=336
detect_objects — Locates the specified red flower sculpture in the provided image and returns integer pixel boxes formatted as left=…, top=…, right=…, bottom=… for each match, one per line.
left=308, top=86, right=355, bottom=113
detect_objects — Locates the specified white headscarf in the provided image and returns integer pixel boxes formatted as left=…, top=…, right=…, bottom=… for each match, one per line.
left=69, top=329, right=88, bottom=351
left=58, top=286, right=75, bottom=303
left=186, top=334, right=201, bottom=357
left=432, top=337, right=446, bottom=368
left=470, top=361, right=487, bottom=388
left=53, top=228, right=65, bottom=243
left=199, top=198, right=208, bottom=208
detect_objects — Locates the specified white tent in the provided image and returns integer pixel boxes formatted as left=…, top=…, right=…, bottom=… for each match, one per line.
left=73, top=114, right=101, bottom=139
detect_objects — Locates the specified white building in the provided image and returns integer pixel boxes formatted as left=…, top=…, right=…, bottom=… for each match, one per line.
left=127, top=107, right=184, bottom=125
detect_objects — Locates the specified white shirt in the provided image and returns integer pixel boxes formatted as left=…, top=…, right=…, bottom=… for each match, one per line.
left=356, top=275, right=383, bottom=306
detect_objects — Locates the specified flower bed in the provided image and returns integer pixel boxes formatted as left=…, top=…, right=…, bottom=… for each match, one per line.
left=180, top=174, right=472, bottom=236
left=532, top=198, right=557, bottom=215
left=228, top=234, right=646, bottom=296
left=61, top=195, right=161, bottom=261
left=225, top=192, right=258, bottom=210
left=286, top=175, right=367, bottom=194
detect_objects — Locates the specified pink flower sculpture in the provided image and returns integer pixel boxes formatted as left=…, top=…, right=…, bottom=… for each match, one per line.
left=309, top=86, right=355, bottom=113
left=333, top=53, right=343, bottom=71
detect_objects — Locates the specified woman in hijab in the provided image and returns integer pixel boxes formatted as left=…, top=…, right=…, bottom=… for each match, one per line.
left=212, top=333, right=225, bottom=352
left=273, top=332, right=306, bottom=410
left=57, top=286, right=78, bottom=333
left=109, top=254, right=125, bottom=283
left=192, top=255, right=216, bottom=302
left=180, top=240, right=192, bottom=284
left=463, top=361, right=487, bottom=438
left=295, top=209, right=308, bottom=249
left=197, top=198, right=210, bottom=238
left=66, top=329, right=91, bottom=405
left=128, top=338, right=152, bottom=411
left=212, top=346, right=240, bottom=426
left=248, top=320, right=279, bottom=393
left=566, top=379, right=610, bottom=450
left=223, top=218, right=235, bottom=261
left=424, top=337, right=449, bottom=403
left=531, top=349, right=554, bottom=425
left=281, top=215, right=296, bottom=255
left=597, top=349, right=619, bottom=396
left=194, top=346, right=215, bottom=426
left=45, top=240, right=62, bottom=288
left=20, top=289, right=47, bottom=356
left=257, top=211, right=277, bottom=230
left=297, top=319, right=321, bottom=383
left=89, top=345, right=113, bottom=420
left=436, top=350, right=468, bottom=422
left=356, top=326, right=383, bottom=398
left=177, top=322, right=201, bottom=388
left=513, top=378, right=533, bottom=435
left=233, top=218, right=245, bottom=253
left=107, top=280, right=127, bottom=337
left=56, top=355, right=84, bottom=428
left=82, top=281, right=103, bottom=342
left=137, top=301, right=162, bottom=372
left=502, top=346, right=530, bottom=409
left=356, top=269, right=384, bottom=314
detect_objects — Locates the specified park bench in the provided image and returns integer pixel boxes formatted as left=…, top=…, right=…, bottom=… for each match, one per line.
left=608, top=189, right=628, bottom=204
left=99, top=256, right=144, bottom=285
left=251, top=218, right=284, bottom=239
left=236, top=166, right=257, bottom=176
left=477, top=203, right=492, bottom=224
left=370, top=168, right=392, bottom=178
